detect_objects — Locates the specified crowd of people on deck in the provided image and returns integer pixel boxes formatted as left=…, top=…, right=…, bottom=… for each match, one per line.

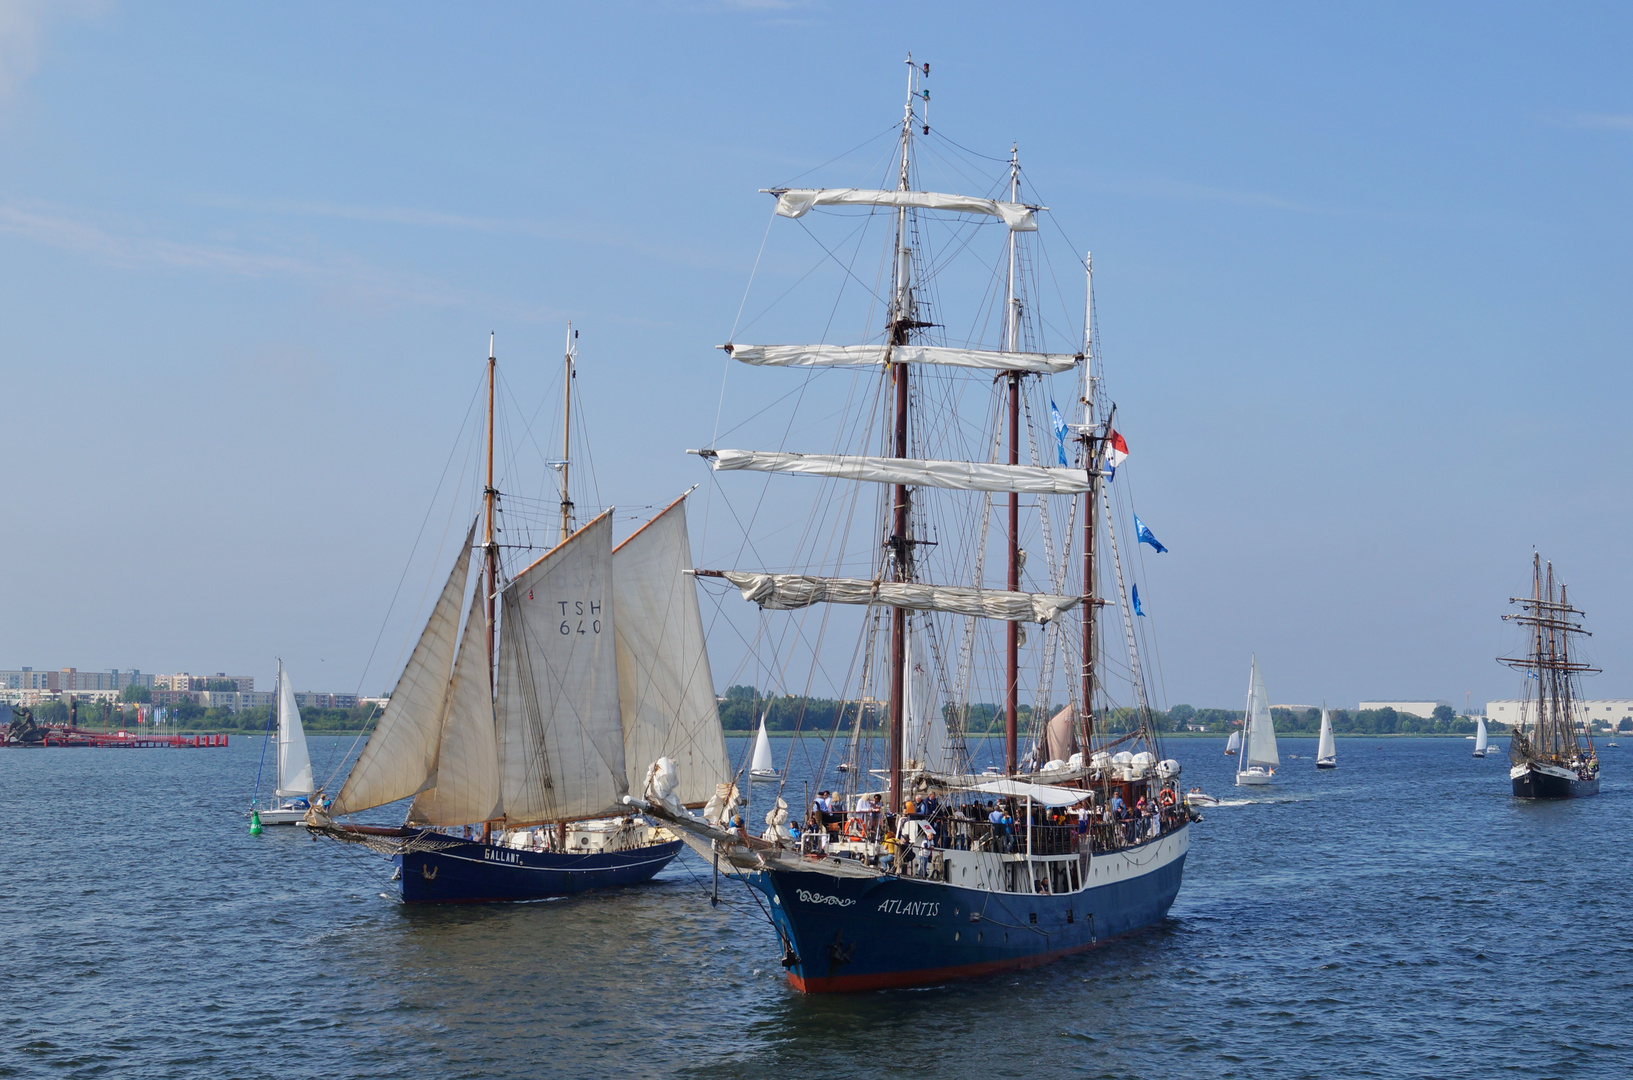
left=794, top=780, right=1188, bottom=872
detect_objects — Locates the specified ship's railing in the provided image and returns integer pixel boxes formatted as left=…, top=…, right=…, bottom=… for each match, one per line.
left=938, top=820, right=1082, bottom=856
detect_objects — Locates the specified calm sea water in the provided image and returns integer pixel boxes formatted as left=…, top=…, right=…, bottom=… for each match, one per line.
left=2, top=732, right=1628, bottom=1079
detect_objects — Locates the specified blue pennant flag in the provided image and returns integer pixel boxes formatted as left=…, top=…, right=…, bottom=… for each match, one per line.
left=1049, top=399, right=1069, bottom=466
left=1133, top=583, right=1145, bottom=616
left=1134, top=513, right=1168, bottom=553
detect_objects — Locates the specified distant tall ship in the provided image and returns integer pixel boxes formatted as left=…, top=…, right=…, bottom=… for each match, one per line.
left=1499, top=554, right=1600, bottom=799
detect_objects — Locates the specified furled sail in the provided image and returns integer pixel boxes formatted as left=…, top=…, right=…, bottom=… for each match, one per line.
left=274, top=664, right=314, bottom=797
left=612, top=494, right=731, bottom=808
left=699, top=449, right=1090, bottom=496
left=724, top=343, right=1077, bottom=375
left=1244, top=657, right=1280, bottom=768
left=772, top=188, right=1039, bottom=231
left=331, top=519, right=476, bottom=815
left=407, top=564, right=502, bottom=826
left=495, top=512, right=628, bottom=823
left=721, top=571, right=1079, bottom=624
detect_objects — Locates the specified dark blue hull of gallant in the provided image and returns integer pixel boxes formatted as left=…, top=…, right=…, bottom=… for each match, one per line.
left=394, top=835, right=683, bottom=904
left=750, top=824, right=1188, bottom=992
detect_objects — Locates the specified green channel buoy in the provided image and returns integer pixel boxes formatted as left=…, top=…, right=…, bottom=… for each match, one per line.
left=249, top=809, right=263, bottom=835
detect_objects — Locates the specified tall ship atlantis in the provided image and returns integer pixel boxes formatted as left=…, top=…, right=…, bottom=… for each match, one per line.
left=632, top=58, right=1196, bottom=992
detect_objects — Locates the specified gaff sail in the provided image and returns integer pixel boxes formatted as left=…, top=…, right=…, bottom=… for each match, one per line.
left=495, top=512, right=629, bottom=824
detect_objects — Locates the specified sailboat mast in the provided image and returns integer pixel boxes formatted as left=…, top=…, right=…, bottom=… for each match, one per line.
left=485, top=335, right=498, bottom=694
left=561, top=323, right=576, bottom=543
left=1080, top=253, right=1097, bottom=748
left=886, top=56, right=916, bottom=814
left=1004, top=143, right=1021, bottom=775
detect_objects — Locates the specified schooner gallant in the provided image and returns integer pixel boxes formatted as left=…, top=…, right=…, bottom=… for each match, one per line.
left=629, top=59, right=1193, bottom=991
left=310, top=334, right=731, bottom=902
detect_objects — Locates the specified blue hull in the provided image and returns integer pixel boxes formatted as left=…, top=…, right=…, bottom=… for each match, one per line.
left=395, top=835, right=683, bottom=904
left=747, top=825, right=1187, bottom=992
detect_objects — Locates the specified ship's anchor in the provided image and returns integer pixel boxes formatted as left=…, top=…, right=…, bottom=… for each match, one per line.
left=781, top=940, right=802, bottom=969
left=421, top=864, right=439, bottom=881
left=826, top=932, right=856, bottom=967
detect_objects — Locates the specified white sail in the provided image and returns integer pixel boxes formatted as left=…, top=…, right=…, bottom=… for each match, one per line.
left=902, top=618, right=948, bottom=772
left=772, top=187, right=1039, bottom=231
left=1475, top=715, right=1489, bottom=754
left=1225, top=729, right=1241, bottom=754
left=407, top=563, right=502, bottom=826
left=613, top=495, right=732, bottom=807
left=1317, top=708, right=1335, bottom=763
left=274, top=663, right=314, bottom=797
left=1243, top=657, right=1280, bottom=768
left=721, top=571, right=1079, bottom=624
left=751, top=717, right=775, bottom=774
left=332, top=520, right=476, bottom=815
left=494, top=512, right=628, bottom=823
left=725, top=343, right=1077, bottom=375
left=700, top=449, right=1090, bottom=495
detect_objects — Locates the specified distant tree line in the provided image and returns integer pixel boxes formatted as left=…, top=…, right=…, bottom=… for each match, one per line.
left=717, top=687, right=1489, bottom=737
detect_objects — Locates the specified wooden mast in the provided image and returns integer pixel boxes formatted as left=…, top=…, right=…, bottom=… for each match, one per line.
left=886, top=57, right=916, bottom=815
left=1080, top=253, right=1097, bottom=750
left=484, top=334, right=498, bottom=695
left=1004, top=144, right=1021, bottom=775
left=561, top=323, right=576, bottom=543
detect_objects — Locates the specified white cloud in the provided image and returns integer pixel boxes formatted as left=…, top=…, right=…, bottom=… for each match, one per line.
left=0, top=0, right=101, bottom=105
left=1556, top=112, right=1633, bottom=133
left=0, top=200, right=566, bottom=320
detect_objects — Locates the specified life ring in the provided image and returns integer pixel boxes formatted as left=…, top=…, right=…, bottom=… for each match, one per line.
left=843, top=817, right=866, bottom=841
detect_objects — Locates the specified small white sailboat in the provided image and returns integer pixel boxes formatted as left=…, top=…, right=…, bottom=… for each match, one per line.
left=1472, top=715, right=1489, bottom=758
left=1236, top=656, right=1279, bottom=786
left=749, top=716, right=780, bottom=780
left=1316, top=705, right=1336, bottom=769
left=252, top=661, right=318, bottom=825
left=1224, top=729, right=1241, bottom=756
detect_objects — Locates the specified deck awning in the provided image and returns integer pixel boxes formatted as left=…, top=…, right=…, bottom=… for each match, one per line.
left=962, top=778, right=1091, bottom=807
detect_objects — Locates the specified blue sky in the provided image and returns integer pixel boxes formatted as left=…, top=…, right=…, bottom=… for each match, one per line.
left=2, top=2, right=1630, bottom=710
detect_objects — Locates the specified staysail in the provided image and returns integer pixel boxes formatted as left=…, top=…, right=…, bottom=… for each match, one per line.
left=720, top=571, right=1079, bottom=624
left=331, top=519, right=476, bottom=815
left=1040, top=703, right=1078, bottom=766
left=724, top=343, right=1077, bottom=375
left=612, top=495, right=732, bottom=807
left=407, top=557, right=502, bottom=826
left=274, top=663, right=314, bottom=797
left=1317, top=708, right=1335, bottom=764
left=902, top=618, right=948, bottom=772
left=771, top=188, right=1039, bottom=231
left=699, top=449, right=1090, bottom=495
left=495, top=512, right=628, bottom=823
left=1244, top=657, right=1280, bottom=768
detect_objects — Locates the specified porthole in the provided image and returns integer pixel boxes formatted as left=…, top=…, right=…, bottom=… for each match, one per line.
left=773, top=895, right=780, bottom=905
left=954, top=931, right=961, bottom=942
